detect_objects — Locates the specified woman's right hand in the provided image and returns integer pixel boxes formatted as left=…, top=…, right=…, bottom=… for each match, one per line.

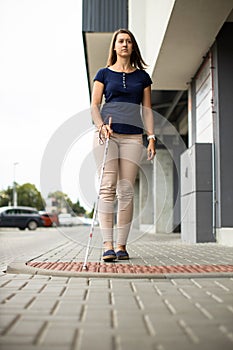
left=103, top=123, right=113, bottom=138
left=99, top=117, right=113, bottom=139
left=98, top=121, right=113, bottom=142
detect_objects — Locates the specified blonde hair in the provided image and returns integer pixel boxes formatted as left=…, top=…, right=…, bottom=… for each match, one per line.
left=106, top=29, right=147, bottom=70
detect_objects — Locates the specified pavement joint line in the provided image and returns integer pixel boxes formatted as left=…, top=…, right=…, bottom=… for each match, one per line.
left=194, top=302, right=213, bottom=320
left=170, top=279, right=177, bottom=286
left=79, top=304, right=87, bottom=322
left=135, top=295, right=145, bottom=310
left=219, top=325, right=233, bottom=343
left=205, top=290, right=223, bottom=303
left=50, top=300, right=60, bottom=315
left=59, top=286, right=67, bottom=297
left=111, top=309, right=118, bottom=329
left=178, top=319, right=199, bottom=344
left=152, top=284, right=162, bottom=296
left=143, top=314, right=156, bottom=336
left=0, top=280, right=12, bottom=288
left=18, top=281, right=28, bottom=290
left=214, top=280, right=230, bottom=291
left=112, top=335, right=121, bottom=350
left=190, top=279, right=202, bottom=288
left=70, top=328, right=81, bottom=350
left=1, top=292, right=16, bottom=304
left=130, top=282, right=137, bottom=293
left=227, top=305, right=233, bottom=313
left=163, top=299, right=177, bottom=315
left=110, top=292, right=116, bottom=306
left=178, top=287, right=191, bottom=299
left=33, top=320, right=49, bottom=345
left=24, top=296, right=36, bottom=310
left=0, top=314, right=22, bottom=336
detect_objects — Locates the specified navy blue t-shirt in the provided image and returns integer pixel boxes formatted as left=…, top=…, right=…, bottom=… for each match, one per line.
left=94, top=67, right=152, bottom=134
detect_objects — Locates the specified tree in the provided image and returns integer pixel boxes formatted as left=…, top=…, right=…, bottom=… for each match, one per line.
left=0, top=183, right=44, bottom=210
left=17, top=183, right=44, bottom=210
left=0, top=187, right=12, bottom=206
left=71, top=200, right=86, bottom=215
left=87, top=205, right=94, bottom=218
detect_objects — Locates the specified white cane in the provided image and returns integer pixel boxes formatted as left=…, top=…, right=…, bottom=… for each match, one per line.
left=82, top=117, right=112, bottom=270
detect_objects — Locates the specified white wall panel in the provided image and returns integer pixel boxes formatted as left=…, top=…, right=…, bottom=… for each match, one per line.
left=128, top=0, right=175, bottom=75
left=196, top=91, right=212, bottom=121
left=195, top=56, right=213, bottom=143
left=196, top=77, right=212, bottom=107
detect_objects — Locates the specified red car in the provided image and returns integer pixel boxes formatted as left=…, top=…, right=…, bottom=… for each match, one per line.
left=39, top=212, right=59, bottom=227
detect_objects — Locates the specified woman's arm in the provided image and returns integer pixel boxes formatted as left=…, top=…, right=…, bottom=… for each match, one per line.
left=142, top=86, right=154, bottom=135
left=91, top=80, right=112, bottom=137
left=91, top=81, right=104, bottom=128
left=142, top=86, right=156, bottom=160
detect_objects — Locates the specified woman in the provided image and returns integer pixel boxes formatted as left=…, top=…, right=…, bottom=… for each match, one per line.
left=91, top=29, right=156, bottom=261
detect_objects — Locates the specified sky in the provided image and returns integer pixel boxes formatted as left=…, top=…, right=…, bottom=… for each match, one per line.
left=0, top=0, right=93, bottom=209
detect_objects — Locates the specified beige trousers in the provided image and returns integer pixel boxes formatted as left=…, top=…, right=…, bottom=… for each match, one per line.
left=93, top=131, right=143, bottom=246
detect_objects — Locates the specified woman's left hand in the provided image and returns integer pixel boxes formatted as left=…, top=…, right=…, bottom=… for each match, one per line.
left=147, top=139, right=156, bottom=160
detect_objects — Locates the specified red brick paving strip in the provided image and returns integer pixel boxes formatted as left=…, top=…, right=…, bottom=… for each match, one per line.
left=27, top=262, right=233, bottom=274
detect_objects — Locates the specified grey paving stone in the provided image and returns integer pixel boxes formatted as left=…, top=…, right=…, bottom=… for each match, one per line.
left=42, top=324, right=78, bottom=346
left=119, top=337, right=156, bottom=350
left=79, top=331, right=113, bottom=350
left=0, top=335, right=35, bottom=345
left=27, top=299, right=61, bottom=315
left=55, top=300, right=83, bottom=316
left=1, top=294, right=35, bottom=309
left=8, top=319, right=44, bottom=336
left=62, top=289, right=87, bottom=298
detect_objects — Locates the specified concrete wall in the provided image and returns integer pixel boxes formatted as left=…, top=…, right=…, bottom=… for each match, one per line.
left=214, top=23, right=233, bottom=245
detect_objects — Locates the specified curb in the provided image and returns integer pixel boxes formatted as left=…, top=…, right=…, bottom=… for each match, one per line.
left=6, top=261, right=233, bottom=279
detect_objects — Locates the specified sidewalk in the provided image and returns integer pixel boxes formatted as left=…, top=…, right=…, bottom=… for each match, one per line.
left=1, top=227, right=233, bottom=350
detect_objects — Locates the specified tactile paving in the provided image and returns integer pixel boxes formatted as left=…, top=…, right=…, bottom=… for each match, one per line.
left=27, top=261, right=233, bottom=274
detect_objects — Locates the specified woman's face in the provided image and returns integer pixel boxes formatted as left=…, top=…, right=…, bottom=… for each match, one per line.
left=114, top=33, right=133, bottom=58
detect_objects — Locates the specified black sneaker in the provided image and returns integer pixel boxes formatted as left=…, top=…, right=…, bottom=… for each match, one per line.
left=102, top=250, right=117, bottom=261
left=116, top=250, right=129, bottom=260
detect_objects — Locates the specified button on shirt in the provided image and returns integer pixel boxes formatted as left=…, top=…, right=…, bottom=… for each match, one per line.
left=94, top=68, right=152, bottom=134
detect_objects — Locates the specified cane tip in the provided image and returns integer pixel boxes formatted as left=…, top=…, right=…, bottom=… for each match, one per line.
left=82, top=265, right=88, bottom=271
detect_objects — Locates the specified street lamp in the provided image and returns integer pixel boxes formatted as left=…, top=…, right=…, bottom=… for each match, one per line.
left=13, top=162, right=19, bottom=206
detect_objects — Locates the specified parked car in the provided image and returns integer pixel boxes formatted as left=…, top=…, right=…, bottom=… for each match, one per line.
left=0, top=206, right=43, bottom=230
left=58, top=213, right=83, bottom=226
left=78, top=217, right=99, bottom=226
left=39, top=211, right=59, bottom=227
